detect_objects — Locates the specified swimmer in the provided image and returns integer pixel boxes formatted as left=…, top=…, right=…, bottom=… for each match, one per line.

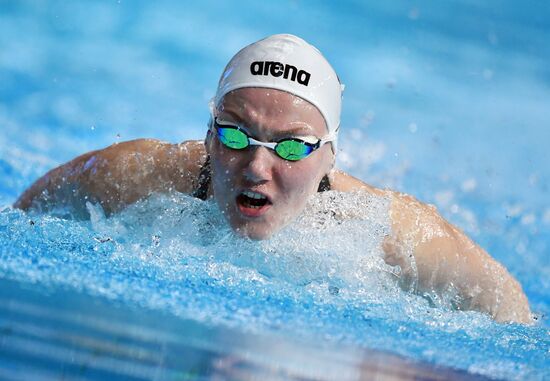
left=14, top=34, right=532, bottom=324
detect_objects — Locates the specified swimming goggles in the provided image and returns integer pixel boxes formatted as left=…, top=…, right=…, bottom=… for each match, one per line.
left=212, top=118, right=335, bottom=161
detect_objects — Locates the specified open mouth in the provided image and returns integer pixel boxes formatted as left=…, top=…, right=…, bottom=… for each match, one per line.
left=236, top=190, right=272, bottom=217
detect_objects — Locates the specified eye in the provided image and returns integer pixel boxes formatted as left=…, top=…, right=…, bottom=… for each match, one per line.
left=217, top=126, right=249, bottom=149
left=275, top=139, right=315, bottom=161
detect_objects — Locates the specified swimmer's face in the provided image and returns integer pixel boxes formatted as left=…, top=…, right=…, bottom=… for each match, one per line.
left=206, top=88, right=334, bottom=240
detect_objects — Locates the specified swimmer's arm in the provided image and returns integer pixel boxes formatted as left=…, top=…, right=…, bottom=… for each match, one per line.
left=384, top=193, right=532, bottom=324
left=14, top=139, right=206, bottom=216
left=331, top=170, right=531, bottom=324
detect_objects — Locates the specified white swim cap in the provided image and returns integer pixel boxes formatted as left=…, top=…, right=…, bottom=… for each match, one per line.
left=213, top=34, right=344, bottom=150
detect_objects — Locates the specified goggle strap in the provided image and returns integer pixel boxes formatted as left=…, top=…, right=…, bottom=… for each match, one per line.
left=319, top=134, right=336, bottom=146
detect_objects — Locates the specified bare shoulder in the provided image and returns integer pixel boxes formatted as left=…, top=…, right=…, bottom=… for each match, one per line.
left=160, top=139, right=208, bottom=193
left=331, top=169, right=450, bottom=226
left=386, top=191, right=455, bottom=240
left=82, top=138, right=208, bottom=203
left=14, top=138, right=208, bottom=214
left=329, top=169, right=387, bottom=196
left=331, top=169, right=452, bottom=237
left=93, top=138, right=205, bottom=166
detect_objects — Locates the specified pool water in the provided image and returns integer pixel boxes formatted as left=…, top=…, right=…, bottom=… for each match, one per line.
left=1, top=1, right=549, bottom=380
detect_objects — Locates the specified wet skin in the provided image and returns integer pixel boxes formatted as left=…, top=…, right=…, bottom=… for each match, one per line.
left=207, top=88, right=334, bottom=240
left=13, top=88, right=533, bottom=324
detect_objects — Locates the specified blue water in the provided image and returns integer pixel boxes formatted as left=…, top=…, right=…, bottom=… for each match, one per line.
left=1, top=1, right=549, bottom=380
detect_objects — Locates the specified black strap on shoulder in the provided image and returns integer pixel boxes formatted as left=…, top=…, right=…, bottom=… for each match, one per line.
left=192, top=155, right=211, bottom=201
left=317, top=174, right=331, bottom=192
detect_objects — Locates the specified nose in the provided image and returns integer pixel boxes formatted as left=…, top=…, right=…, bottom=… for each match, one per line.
left=243, top=146, right=274, bottom=184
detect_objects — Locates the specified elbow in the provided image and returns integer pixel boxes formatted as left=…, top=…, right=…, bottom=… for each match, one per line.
left=494, top=305, right=533, bottom=325
left=13, top=187, right=38, bottom=211
left=13, top=197, right=27, bottom=210
left=493, top=279, right=533, bottom=325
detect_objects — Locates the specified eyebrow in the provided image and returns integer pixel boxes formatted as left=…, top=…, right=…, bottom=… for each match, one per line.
left=216, top=113, right=317, bottom=139
left=216, top=109, right=242, bottom=122
left=283, top=122, right=316, bottom=136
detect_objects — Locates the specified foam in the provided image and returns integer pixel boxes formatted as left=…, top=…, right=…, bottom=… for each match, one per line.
left=0, top=192, right=548, bottom=379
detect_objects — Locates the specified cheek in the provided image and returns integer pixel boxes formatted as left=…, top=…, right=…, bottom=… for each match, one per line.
left=210, top=143, right=240, bottom=176
left=209, top=147, right=242, bottom=204
left=283, top=150, right=333, bottom=203
left=276, top=159, right=326, bottom=198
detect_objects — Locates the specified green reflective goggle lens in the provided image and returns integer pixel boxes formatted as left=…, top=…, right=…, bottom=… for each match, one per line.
left=274, top=139, right=314, bottom=161
left=217, top=126, right=249, bottom=149
left=215, top=121, right=317, bottom=161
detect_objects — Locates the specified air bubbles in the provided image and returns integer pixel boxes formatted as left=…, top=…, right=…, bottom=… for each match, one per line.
left=1, top=190, right=545, bottom=378
left=408, top=123, right=417, bottom=133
